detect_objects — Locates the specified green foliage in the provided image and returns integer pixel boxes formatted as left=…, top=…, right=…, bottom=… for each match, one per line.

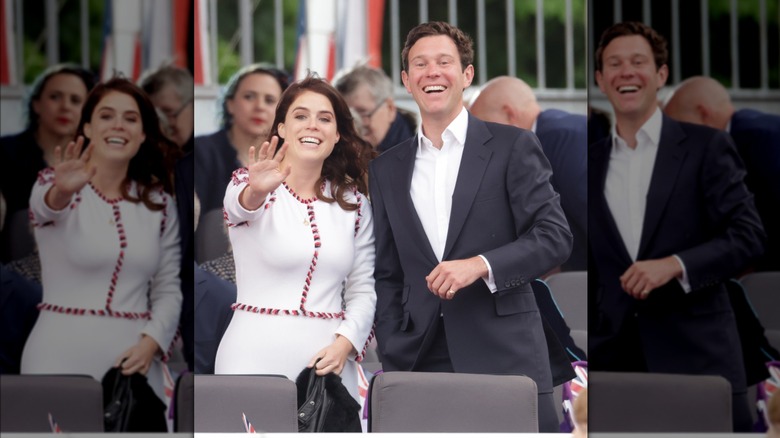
left=22, top=38, right=48, bottom=84
left=216, top=37, right=243, bottom=84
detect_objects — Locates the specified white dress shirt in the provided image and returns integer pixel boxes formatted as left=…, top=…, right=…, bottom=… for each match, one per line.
left=605, top=107, right=690, bottom=291
left=410, top=107, right=497, bottom=292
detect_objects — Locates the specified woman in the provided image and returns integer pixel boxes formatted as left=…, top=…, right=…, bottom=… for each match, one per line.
left=21, top=78, right=182, bottom=411
left=216, top=76, right=376, bottom=405
left=194, top=63, right=290, bottom=225
left=0, top=64, right=95, bottom=262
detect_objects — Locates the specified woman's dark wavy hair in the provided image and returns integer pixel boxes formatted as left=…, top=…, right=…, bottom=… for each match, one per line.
left=26, top=63, right=96, bottom=131
left=268, top=76, right=372, bottom=211
left=219, top=63, right=291, bottom=129
left=75, top=77, right=178, bottom=211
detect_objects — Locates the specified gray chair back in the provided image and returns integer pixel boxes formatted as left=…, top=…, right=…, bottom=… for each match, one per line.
left=545, top=271, right=588, bottom=331
left=175, top=373, right=194, bottom=432
left=589, top=371, right=733, bottom=432
left=369, top=371, right=538, bottom=432
left=0, top=375, right=103, bottom=432
left=193, top=374, right=297, bottom=432
left=740, top=272, right=780, bottom=330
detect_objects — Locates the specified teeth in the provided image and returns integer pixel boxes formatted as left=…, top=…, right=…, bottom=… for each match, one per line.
left=424, top=85, right=446, bottom=93
left=300, top=137, right=321, bottom=145
left=106, top=137, right=127, bottom=145
left=618, top=85, right=639, bottom=93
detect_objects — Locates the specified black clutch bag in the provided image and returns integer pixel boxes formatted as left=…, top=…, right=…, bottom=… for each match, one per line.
left=101, top=367, right=167, bottom=432
left=295, top=364, right=362, bottom=432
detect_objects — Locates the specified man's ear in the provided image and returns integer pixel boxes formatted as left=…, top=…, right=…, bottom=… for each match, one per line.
left=401, top=71, right=411, bottom=94
left=656, top=64, right=669, bottom=88
left=462, top=64, right=474, bottom=88
left=595, top=70, right=606, bottom=93
left=503, top=104, right=520, bottom=127
left=696, top=104, right=711, bottom=125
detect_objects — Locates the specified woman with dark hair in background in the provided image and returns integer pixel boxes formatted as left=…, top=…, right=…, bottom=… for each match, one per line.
left=194, top=63, right=290, bottom=225
left=21, top=78, right=182, bottom=414
left=0, top=64, right=96, bottom=263
left=215, top=76, right=375, bottom=409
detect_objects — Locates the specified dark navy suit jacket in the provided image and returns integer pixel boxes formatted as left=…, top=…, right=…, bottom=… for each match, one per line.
left=536, top=110, right=588, bottom=271
left=369, top=113, right=572, bottom=394
left=730, top=108, right=780, bottom=270
left=0, top=264, right=42, bottom=374
left=194, top=129, right=241, bottom=222
left=174, top=149, right=195, bottom=371
left=194, top=264, right=236, bottom=374
left=589, top=115, right=766, bottom=393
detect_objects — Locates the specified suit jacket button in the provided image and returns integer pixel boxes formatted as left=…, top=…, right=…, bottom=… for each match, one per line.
left=504, top=281, right=511, bottom=288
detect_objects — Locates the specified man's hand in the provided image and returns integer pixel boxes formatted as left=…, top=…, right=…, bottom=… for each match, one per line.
left=620, top=256, right=683, bottom=300
left=426, top=256, right=488, bottom=300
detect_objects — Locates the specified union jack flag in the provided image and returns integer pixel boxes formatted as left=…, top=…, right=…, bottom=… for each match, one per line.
left=48, top=412, right=62, bottom=433
left=242, top=412, right=256, bottom=433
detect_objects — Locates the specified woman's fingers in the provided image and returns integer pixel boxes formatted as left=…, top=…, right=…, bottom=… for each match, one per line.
left=80, top=141, right=93, bottom=163
left=273, top=141, right=288, bottom=162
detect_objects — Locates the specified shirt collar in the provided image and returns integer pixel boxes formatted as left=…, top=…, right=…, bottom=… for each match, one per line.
left=611, top=106, right=663, bottom=150
left=417, top=106, right=469, bottom=149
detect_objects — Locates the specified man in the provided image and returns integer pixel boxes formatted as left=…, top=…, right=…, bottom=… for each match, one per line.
left=139, top=64, right=195, bottom=152
left=334, top=64, right=417, bottom=153
left=664, top=76, right=780, bottom=271
left=590, top=22, right=766, bottom=432
left=470, top=76, right=587, bottom=271
left=369, top=21, right=572, bottom=432
left=141, top=65, right=196, bottom=370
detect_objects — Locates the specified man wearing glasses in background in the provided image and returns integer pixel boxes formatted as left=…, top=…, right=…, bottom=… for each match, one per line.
left=140, top=64, right=196, bottom=371
left=140, top=64, right=195, bottom=153
left=334, top=63, right=417, bottom=154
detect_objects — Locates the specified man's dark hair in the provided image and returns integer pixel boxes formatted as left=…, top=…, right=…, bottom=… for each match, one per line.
left=595, top=21, right=668, bottom=72
left=401, top=21, right=474, bottom=73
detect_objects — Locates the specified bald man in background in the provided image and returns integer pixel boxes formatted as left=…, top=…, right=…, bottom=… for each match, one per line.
left=470, top=76, right=587, bottom=271
left=664, top=76, right=780, bottom=271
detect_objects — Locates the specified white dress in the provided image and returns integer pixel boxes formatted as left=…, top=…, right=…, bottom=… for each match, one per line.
left=21, top=168, right=182, bottom=406
left=215, top=168, right=376, bottom=403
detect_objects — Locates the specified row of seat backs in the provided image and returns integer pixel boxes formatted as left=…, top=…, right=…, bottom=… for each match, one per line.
left=2, top=370, right=737, bottom=433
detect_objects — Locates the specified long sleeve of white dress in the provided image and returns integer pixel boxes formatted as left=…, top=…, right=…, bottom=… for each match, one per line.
left=335, top=193, right=376, bottom=360
left=142, top=191, right=183, bottom=357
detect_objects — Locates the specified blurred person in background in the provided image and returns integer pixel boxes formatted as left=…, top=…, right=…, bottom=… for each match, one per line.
left=194, top=64, right=290, bottom=225
left=0, top=64, right=96, bottom=263
left=333, top=63, right=417, bottom=154
left=663, top=75, right=780, bottom=271
left=470, top=76, right=587, bottom=271
left=21, top=78, right=182, bottom=415
left=139, top=64, right=195, bottom=153
left=141, top=64, right=197, bottom=371
left=0, top=189, right=42, bottom=374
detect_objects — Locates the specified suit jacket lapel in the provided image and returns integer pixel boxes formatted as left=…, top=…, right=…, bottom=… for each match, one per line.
left=591, top=138, right=633, bottom=264
left=393, top=137, right=440, bottom=265
left=442, top=115, right=492, bottom=260
left=637, top=115, right=687, bottom=258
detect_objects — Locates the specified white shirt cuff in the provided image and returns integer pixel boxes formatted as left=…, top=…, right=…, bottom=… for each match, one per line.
left=673, top=254, right=692, bottom=293
left=478, top=255, right=498, bottom=293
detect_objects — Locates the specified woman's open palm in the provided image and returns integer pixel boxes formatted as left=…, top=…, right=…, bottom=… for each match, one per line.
left=247, top=136, right=291, bottom=194
left=53, top=136, right=96, bottom=195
